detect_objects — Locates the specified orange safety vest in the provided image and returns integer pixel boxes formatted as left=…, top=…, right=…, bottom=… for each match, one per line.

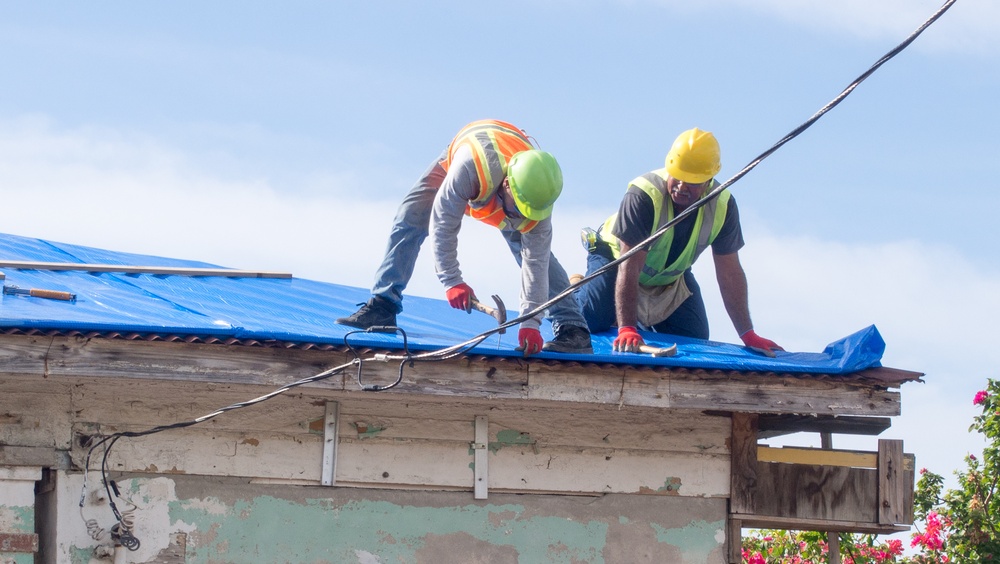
left=443, top=120, right=539, bottom=233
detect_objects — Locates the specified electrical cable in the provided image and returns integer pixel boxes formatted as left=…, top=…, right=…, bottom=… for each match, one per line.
left=452, top=0, right=958, bottom=336
left=81, top=0, right=955, bottom=535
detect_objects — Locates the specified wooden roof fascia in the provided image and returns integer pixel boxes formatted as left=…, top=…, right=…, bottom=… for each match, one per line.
left=0, top=333, right=902, bottom=418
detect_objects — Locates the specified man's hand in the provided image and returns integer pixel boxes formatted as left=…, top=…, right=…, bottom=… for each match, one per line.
left=516, top=327, right=543, bottom=357
left=740, top=329, right=783, bottom=353
left=613, top=326, right=645, bottom=352
left=445, top=283, right=476, bottom=312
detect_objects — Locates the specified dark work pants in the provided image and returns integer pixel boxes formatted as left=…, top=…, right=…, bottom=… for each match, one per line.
left=574, top=248, right=710, bottom=340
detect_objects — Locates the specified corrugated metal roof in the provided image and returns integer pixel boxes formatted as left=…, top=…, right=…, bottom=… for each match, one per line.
left=0, top=232, right=914, bottom=379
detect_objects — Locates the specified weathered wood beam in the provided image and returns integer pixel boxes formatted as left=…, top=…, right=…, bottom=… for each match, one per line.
left=758, top=414, right=892, bottom=438
left=730, top=413, right=758, bottom=515
left=0, top=334, right=902, bottom=416
left=758, top=446, right=915, bottom=470
left=732, top=513, right=911, bottom=535
left=879, top=439, right=907, bottom=525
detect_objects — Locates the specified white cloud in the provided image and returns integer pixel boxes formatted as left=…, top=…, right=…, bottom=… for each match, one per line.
left=695, top=0, right=998, bottom=55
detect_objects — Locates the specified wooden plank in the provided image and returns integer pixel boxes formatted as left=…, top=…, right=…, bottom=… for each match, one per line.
left=733, top=513, right=911, bottom=534
left=337, top=400, right=729, bottom=455
left=0, top=445, right=71, bottom=469
left=728, top=518, right=742, bottom=564
left=759, top=414, right=892, bottom=438
left=474, top=415, right=488, bottom=499
left=760, top=446, right=877, bottom=468
left=0, top=334, right=903, bottom=416
left=321, top=401, right=339, bottom=486
left=0, top=260, right=292, bottom=278
left=71, top=418, right=729, bottom=496
left=730, top=413, right=758, bottom=515
left=665, top=375, right=901, bottom=416
left=0, top=387, right=73, bottom=449
left=758, top=446, right=915, bottom=471
left=62, top=376, right=729, bottom=454
left=829, top=532, right=841, bottom=564
left=754, top=461, right=877, bottom=523
left=0, top=533, right=38, bottom=553
left=528, top=365, right=626, bottom=404
left=879, top=439, right=907, bottom=525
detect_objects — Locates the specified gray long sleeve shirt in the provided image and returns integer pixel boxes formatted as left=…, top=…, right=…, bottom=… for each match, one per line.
left=431, top=145, right=549, bottom=330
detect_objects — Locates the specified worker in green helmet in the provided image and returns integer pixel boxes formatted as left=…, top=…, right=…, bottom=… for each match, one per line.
left=576, top=128, right=782, bottom=354
left=337, top=119, right=593, bottom=356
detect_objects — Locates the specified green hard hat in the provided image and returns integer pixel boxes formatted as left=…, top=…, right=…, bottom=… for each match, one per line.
left=507, top=150, right=563, bottom=221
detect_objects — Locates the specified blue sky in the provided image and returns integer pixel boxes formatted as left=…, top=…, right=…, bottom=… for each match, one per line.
left=2, top=0, right=998, bottom=527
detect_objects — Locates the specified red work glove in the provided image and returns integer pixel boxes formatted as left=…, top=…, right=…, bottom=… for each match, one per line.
left=445, top=283, right=476, bottom=312
left=740, top=329, right=784, bottom=353
left=613, top=326, right=644, bottom=353
left=516, top=327, right=543, bottom=357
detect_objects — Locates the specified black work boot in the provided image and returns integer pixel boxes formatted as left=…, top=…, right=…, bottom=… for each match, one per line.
left=542, top=325, right=593, bottom=354
left=336, top=296, right=397, bottom=332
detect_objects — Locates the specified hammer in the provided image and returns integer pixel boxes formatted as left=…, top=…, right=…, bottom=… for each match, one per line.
left=470, top=295, right=507, bottom=334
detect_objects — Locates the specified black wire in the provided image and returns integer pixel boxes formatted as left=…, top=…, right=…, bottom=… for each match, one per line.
left=481, top=0, right=958, bottom=330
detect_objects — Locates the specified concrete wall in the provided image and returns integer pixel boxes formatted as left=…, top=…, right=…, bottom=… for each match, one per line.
left=54, top=472, right=727, bottom=563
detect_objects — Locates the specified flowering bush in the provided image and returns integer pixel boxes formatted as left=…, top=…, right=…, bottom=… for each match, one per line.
left=743, top=380, right=1000, bottom=563
left=909, top=380, right=1000, bottom=562
left=741, top=530, right=903, bottom=563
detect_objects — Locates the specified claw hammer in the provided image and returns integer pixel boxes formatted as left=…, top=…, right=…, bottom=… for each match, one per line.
left=470, top=295, right=507, bottom=334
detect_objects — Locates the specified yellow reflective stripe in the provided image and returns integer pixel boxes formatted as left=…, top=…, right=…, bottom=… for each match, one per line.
left=598, top=171, right=730, bottom=287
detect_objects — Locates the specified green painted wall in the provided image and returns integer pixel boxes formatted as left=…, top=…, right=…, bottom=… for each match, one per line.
left=155, top=477, right=727, bottom=563
left=0, top=505, right=35, bottom=564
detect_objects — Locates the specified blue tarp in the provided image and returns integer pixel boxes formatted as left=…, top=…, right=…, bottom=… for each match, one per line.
left=0, top=233, right=883, bottom=374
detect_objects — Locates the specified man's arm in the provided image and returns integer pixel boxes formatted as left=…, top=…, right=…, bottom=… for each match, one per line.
left=516, top=221, right=552, bottom=331
left=614, top=240, right=647, bottom=329
left=713, top=250, right=753, bottom=336
left=713, top=250, right=782, bottom=351
left=431, top=147, right=479, bottom=289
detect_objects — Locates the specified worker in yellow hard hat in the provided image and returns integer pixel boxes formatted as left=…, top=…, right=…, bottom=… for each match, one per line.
left=575, top=128, right=782, bottom=354
left=337, top=119, right=593, bottom=356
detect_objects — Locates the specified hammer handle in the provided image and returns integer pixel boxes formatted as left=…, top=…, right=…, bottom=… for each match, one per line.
left=471, top=300, right=497, bottom=317
left=30, top=289, right=76, bottom=301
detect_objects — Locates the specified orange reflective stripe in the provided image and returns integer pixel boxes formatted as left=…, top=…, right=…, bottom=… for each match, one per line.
left=465, top=199, right=539, bottom=233
left=446, top=120, right=533, bottom=202
left=443, top=120, right=539, bottom=233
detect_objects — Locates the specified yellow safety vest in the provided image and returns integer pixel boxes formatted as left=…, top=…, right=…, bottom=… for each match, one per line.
left=443, top=120, right=539, bottom=233
left=598, top=168, right=731, bottom=286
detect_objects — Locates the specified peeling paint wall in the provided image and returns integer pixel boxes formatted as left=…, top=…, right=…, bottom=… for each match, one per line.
left=0, top=467, right=40, bottom=564
left=60, top=473, right=726, bottom=563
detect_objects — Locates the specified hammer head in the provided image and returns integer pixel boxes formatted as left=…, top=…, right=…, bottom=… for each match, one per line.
left=488, top=294, right=507, bottom=328
left=471, top=294, right=507, bottom=334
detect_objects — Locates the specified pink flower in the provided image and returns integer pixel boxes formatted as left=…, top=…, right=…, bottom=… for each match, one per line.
left=974, top=390, right=988, bottom=405
left=748, top=552, right=766, bottom=564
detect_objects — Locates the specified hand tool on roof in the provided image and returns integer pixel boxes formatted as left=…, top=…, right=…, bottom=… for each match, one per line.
left=3, top=285, right=77, bottom=301
left=470, top=295, right=507, bottom=335
left=638, top=343, right=677, bottom=357
left=746, top=346, right=777, bottom=358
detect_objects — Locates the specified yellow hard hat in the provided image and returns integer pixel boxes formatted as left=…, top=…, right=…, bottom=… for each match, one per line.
left=665, top=128, right=721, bottom=184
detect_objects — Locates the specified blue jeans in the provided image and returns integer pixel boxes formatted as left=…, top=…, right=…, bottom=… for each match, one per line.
left=575, top=248, right=710, bottom=339
left=370, top=151, right=588, bottom=334
left=371, top=152, right=448, bottom=311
